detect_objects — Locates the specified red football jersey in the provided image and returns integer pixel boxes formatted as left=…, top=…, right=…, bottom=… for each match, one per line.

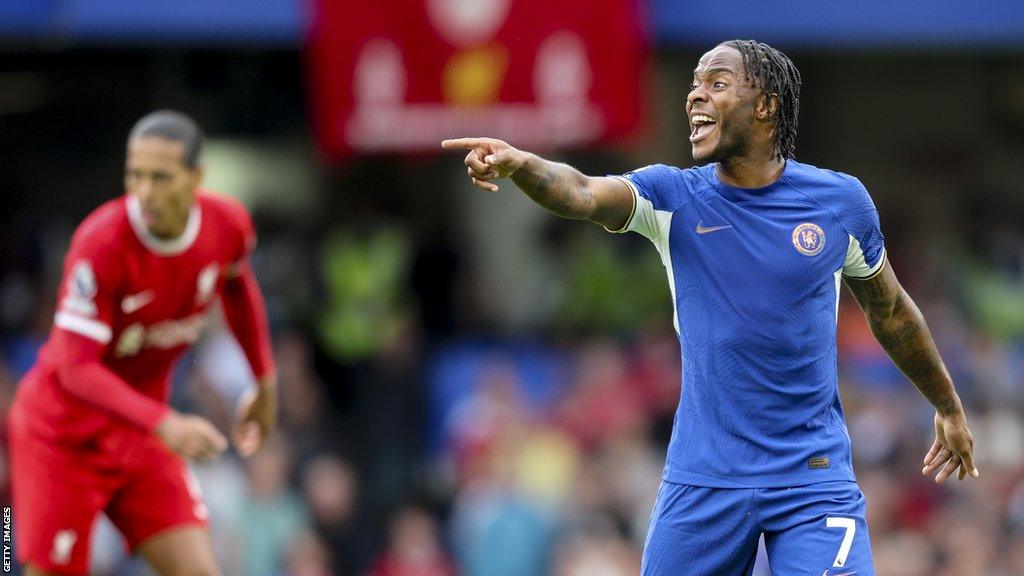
left=14, top=191, right=273, bottom=448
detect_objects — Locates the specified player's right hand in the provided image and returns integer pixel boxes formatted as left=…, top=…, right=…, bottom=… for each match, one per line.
left=441, top=137, right=527, bottom=192
left=155, top=411, right=228, bottom=462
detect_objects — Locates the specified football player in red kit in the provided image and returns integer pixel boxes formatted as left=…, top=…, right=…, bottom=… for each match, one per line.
left=7, top=110, right=277, bottom=576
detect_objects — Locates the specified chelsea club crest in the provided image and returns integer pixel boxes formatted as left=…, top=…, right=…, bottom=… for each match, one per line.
left=792, top=223, right=825, bottom=256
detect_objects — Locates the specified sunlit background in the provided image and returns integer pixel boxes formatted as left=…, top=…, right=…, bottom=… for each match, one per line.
left=2, top=1, right=1024, bottom=574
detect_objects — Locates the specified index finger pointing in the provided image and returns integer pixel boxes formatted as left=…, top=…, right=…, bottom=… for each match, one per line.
left=442, top=138, right=484, bottom=150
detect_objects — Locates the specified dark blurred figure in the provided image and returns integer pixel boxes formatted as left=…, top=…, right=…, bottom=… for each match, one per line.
left=283, top=530, right=333, bottom=576
left=302, top=453, right=371, bottom=575
left=275, top=330, right=345, bottom=466
left=366, top=505, right=457, bottom=576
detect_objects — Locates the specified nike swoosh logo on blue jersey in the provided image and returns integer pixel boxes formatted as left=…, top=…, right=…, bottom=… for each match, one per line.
left=695, top=221, right=733, bottom=234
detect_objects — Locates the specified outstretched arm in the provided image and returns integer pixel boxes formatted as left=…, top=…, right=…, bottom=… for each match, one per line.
left=441, top=137, right=634, bottom=231
left=845, top=260, right=979, bottom=483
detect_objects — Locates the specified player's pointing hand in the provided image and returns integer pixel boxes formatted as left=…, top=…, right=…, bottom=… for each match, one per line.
left=441, top=137, right=527, bottom=192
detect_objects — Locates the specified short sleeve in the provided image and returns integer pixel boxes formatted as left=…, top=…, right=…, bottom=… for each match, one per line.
left=54, top=233, right=122, bottom=345
left=605, top=164, right=675, bottom=244
left=841, top=179, right=886, bottom=279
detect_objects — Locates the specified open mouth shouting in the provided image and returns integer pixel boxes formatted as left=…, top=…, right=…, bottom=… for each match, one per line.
left=690, top=113, right=717, bottom=143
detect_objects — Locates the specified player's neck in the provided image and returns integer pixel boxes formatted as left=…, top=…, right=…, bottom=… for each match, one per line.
left=716, top=154, right=786, bottom=189
left=149, top=218, right=188, bottom=240
left=126, top=195, right=202, bottom=256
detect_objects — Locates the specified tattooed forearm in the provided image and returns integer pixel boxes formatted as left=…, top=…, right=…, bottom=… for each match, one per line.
left=846, top=263, right=963, bottom=416
left=869, top=292, right=961, bottom=415
left=510, top=154, right=595, bottom=219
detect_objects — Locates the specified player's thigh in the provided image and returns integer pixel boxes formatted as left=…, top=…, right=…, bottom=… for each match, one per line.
left=641, top=481, right=760, bottom=576
left=9, top=410, right=109, bottom=576
left=761, top=482, right=874, bottom=576
left=10, top=459, right=102, bottom=574
left=105, top=440, right=212, bottom=571
left=137, top=525, right=220, bottom=576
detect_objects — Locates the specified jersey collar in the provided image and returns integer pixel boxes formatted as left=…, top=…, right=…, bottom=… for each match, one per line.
left=126, top=194, right=202, bottom=256
left=709, top=160, right=793, bottom=203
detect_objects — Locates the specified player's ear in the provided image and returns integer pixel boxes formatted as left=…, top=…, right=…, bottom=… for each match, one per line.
left=756, top=93, right=779, bottom=121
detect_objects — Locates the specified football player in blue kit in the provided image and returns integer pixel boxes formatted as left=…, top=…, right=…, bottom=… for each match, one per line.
left=442, top=39, right=979, bottom=575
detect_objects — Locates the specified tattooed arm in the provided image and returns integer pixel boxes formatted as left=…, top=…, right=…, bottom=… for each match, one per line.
left=845, top=260, right=980, bottom=483
left=441, top=137, right=634, bottom=230
left=845, top=261, right=960, bottom=414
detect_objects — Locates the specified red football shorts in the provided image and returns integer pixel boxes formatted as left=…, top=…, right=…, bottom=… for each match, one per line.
left=7, top=402, right=209, bottom=575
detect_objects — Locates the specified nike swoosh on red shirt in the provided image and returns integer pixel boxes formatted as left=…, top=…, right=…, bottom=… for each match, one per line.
left=121, top=291, right=155, bottom=314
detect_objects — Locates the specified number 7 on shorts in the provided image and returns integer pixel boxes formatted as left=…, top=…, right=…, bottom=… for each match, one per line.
left=826, top=516, right=856, bottom=568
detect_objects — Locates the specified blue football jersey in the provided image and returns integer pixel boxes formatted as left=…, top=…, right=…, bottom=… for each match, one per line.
left=611, top=160, right=885, bottom=488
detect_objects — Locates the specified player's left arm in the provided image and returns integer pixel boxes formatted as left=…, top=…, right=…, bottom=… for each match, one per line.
left=220, top=205, right=277, bottom=458
left=845, top=261, right=979, bottom=483
left=222, top=267, right=277, bottom=457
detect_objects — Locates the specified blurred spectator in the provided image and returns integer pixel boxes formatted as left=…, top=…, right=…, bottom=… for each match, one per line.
left=195, top=457, right=248, bottom=574
left=283, top=530, right=333, bottom=576
left=366, top=505, right=457, bottom=576
left=558, top=340, right=644, bottom=450
left=871, top=530, right=934, bottom=576
left=302, top=453, right=369, bottom=575
left=510, top=424, right=580, bottom=507
left=448, top=386, right=556, bottom=576
left=550, top=534, right=640, bottom=576
left=592, top=427, right=662, bottom=545
left=275, top=330, right=344, bottom=466
left=317, top=223, right=411, bottom=364
left=241, top=433, right=309, bottom=576
left=449, top=477, right=554, bottom=576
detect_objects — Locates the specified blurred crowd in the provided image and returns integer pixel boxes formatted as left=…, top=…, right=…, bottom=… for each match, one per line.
left=1, top=206, right=1023, bottom=576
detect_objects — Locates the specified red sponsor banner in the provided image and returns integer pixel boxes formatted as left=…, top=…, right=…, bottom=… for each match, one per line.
left=308, top=0, right=648, bottom=158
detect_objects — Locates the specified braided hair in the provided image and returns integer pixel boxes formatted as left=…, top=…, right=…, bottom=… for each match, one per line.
left=721, top=40, right=801, bottom=161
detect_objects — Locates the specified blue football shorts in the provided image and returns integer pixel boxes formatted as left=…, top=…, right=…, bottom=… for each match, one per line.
left=641, top=480, right=873, bottom=575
